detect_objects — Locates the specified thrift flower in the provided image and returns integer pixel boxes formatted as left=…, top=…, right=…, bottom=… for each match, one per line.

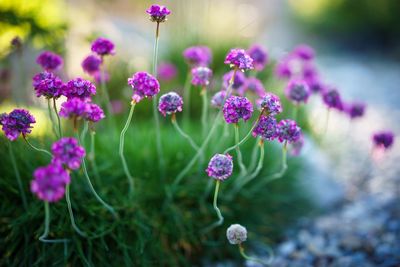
left=285, top=80, right=310, bottom=104
left=211, top=91, right=228, bottom=108
left=59, top=98, right=90, bottom=120
left=345, top=102, right=366, bottom=119
left=252, top=115, right=278, bottom=141
left=64, top=78, right=96, bottom=100
left=206, top=154, right=233, bottom=180
left=91, top=37, right=115, bottom=56
left=51, top=137, right=86, bottom=170
left=226, top=224, right=247, bottom=245
left=222, top=70, right=246, bottom=92
left=32, top=72, right=64, bottom=99
left=260, top=93, right=283, bottom=115
left=146, top=4, right=171, bottom=23
left=322, top=87, right=343, bottom=110
left=293, top=44, right=315, bottom=61
left=191, top=67, right=213, bottom=86
left=127, top=71, right=160, bottom=103
left=81, top=55, right=102, bottom=75
left=247, top=44, right=268, bottom=71
left=277, top=119, right=301, bottom=143
left=86, top=103, right=105, bottom=122
left=223, top=96, right=253, bottom=124
left=290, top=134, right=304, bottom=156
left=36, top=51, right=63, bottom=71
left=158, top=62, right=178, bottom=81
left=158, top=92, right=183, bottom=117
left=0, top=109, right=36, bottom=141
left=183, top=46, right=212, bottom=67
left=243, top=77, right=265, bottom=97
left=373, top=131, right=394, bottom=150
left=224, top=48, right=254, bottom=71
left=275, top=58, right=292, bottom=79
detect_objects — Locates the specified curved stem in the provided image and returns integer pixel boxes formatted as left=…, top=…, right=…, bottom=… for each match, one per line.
left=23, top=136, right=52, bottom=158
left=39, top=202, right=70, bottom=243
left=8, top=141, right=27, bottom=210
left=183, top=72, right=192, bottom=123
left=53, top=98, right=62, bottom=138
left=65, top=184, right=87, bottom=237
left=47, top=99, right=58, bottom=138
left=171, top=117, right=199, bottom=151
left=89, top=131, right=102, bottom=183
left=234, top=124, right=247, bottom=174
left=202, top=180, right=224, bottom=232
left=238, top=243, right=273, bottom=266
left=248, top=137, right=260, bottom=172
left=100, top=66, right=113, bottom=120
left=201, top=88, right=208, bottom=137
left=119, top=103, right=135, bottom=195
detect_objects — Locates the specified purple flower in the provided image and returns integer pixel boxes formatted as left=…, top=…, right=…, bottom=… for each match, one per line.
left=64, top=78, right=96, bottom=100
left=290, top=134, right=304, bottom=156
left=222, top=70, right=246, bottom=92
left=285, top=80, right=311, bottom=104
left=91, top=37, right=115, bottom=56
left=0, top=109, right=36, bottom=141
left=223, top=96, right=253, bottom=124
left=191, top=67, right=213, bottom=87
left=86, top=103, right=105, bottom=122
left=36, top=51, right=63, bottom=71
left=206, top=154, right=233, bottom=181
left=158, top=62, right=178, bottom=81
left=32, top=72, right=64, bottom=99
left=128, top=72, right=160, bottom=103
left=322, top=87, right=343, bottom=110
left=51, top=137, right=86, bottom=170
left=277, top=119, right=301, bottom=143
left=345, top=102, right=366, bottom=119
left=158, top=92, right=183, bottom=117
left=372, top=131, right=394, bottom=149
left=146, top=4, right=171, bottom=23
left=252, top=115, right=278, bottom=140
left=211, top=91, right=228, bottom=108
left=59, top=98, right=90, bottom=120
left=31, top=163, right=70, bottom=202
left=224, top=48, right=254, bottom=71
left=293, top=44, right=315, bottom=61
left=94, top=71, right=109, bottom=84
left=243, top=77, right=265, bottom=97
left=81, top=55, right=102, bottom=75
left=306, top=76, right=325, bottom=94
left=275, top=58, right=292, bottom=79
left=260, top=93, right=282, bottom=115
left=247, top=44, right=268, bottom=71
left=183, top=46, right=212, bottom=67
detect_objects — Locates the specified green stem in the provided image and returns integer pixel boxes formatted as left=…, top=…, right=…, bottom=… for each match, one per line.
left=183, top=72, right=192, bottom=123
left=53, top=98, right=62, bottom=138
left=202, top=180, right=224, bottom=232
left=238, top=243, right=273, bottom=266
left=89, top=131, right=102, bottom=183
left=292, top=104, right=299, bottom=121
left=99, top=63, right=114, bottom=126
left=47, top=99, right=58, bottom=138
left=248, top=137, right=260, bottom=172
left=65, top=184, right=87, bottom=237
left=8, top=141, right=27, bottom=210
left=23, top=136, right=52, bottom=158
left=201, top=88, right=208, bottom=137
left=234, top=124, right=247, bottom=174
left=39, top=202, right=69, bottom=243
left=119, top=103, right=135, bottom=195
left=171, top=117, right=199, bottom=151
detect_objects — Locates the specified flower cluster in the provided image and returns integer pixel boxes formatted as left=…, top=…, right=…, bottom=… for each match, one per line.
left=206, top=154, right=233, bottom=180
left=222, top=70, right=246, bottom=92
left=158, top=62, right=178, bottom=81
left=183, top=46, right=212, bottom=67
left=91, top=37, right=115, bottom=56
left=146, top=4, right=171, bottom=23
left=191, top=67, right=213, bottom=87
left=32, top=72, right=64, bottom=99
left=224, top=49, right=254, bottom=71
left=127, top=72, right=160, bottom=103
left=211, top=91, right=228, bottom=108
left=158, top=92, right=183, bottom=117
left=36, top=51, right=63, bottom=72
left=285, top=80, right=311, bottom=104
left=0, top=109, right=36, bottom=141
left=323, top=87, right=343, bottom=110
left=345, top=102, right=366, bottom=119
left=81, top=55, right=102, bottom=75
left=247, top=44, right=268, bottom=71
left=59, top=98, right=104, bottom=123
left=259, top=93, right=283, bottom=115
left=64, top=78, right=97, bottom=100
left=52, top=137, right=86, bottom=170
left=226, top=224, right=247, bottom=245
left=243, top=77, right=265, bottom=97
left=252, top=115, right=278, bottom=140
left=373, top=131, right=394, bottom=150
left=277, top=119, right=302, bottom=143
left=223, top=96, right=253, bottom=124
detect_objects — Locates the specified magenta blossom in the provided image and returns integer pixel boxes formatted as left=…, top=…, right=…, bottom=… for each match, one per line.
left=206, top=154, right=233, bottom=181
left=183, top=46, right=212, bottom=67
left=293, top=44, right=315, bottom=61
left=211, top=91, right=229, bottom=108
left=290, top=134, right=304, bottom=156
left=127, top=72, right=160, bottom=103
left=91, top=37, right=115, bottom=56
left=59, top=98, right=90, bottom=120
left=191, top=67, right=213, bottom=87
left=285, top=80, right=311, bottom=104
left=64, top=78, right=96, bottom=100
left=260, top=93, right=283, bottom=115
left=243, top=77, right=265, bottom=97
left=32, top=72, right=64, bottom=99
left=51, top=137, right=85, bottom=170
left=224, top=48, right=254, bottom=71
left=372, top=131, right=394, bottom=150
left=322, top=87, right=343, bottom=110
left=247, top=44, right=268, bottom=71
left=86, top=103, right=105, bottom=122
left=81, top=55, right=102, bottom=75
left=277, top=119, right=302, bottom=143
left=36, top=51, right=63, bottom=72
left=345, top=102, right=366, bottom=119
left=146, top=4, right=171, bottom=23
left=222, top=70, right=246, bottom=92
left=158, top=92, right=183, bottom=117
left=0, top=109, right=36, bottom=141
left=158, top=62, right=178, bottom=81
left=223, top=96, right=253, bottom=124
left=252, top=115, right=278, bottom=141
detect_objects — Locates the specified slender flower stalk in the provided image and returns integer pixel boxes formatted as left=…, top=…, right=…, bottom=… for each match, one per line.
left=89, top=130, right=102, bottom=182
left=39, top=202, right=69, bottom=243
left=259, top=141, right=288, bottom=186
left=201, top=87, right=208, bottom=137
left=23, top=135, right=52, bottom=158
left=234, top=124, right=247, bottom=174
left=47, top=99, right=58, bottom=137
left=53, top=98, right=62, bottom=138
left=65, top=183, right=87, bottom=237
left=238, top=243, right=274, bottom=266
left=171, top=114, right=199, bottom=151
left=8, top=141, right=27, bottom=210
left=248, top=137, right=261, bottom=172
left=183, top=72, right=191, bottom=122
left=202, top=180, right=223, bottom=232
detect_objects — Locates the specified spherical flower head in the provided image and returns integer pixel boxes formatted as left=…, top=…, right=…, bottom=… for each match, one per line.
left=275, top=58, right=292, bottom=79
left=86, top=103, right=105, bottom=122
left=252, top=115, right=278, bottom=141
left=226, top=224, right=247, bottom=245
left=293, top=44, right=315, bottom=61
left=0, top=109, right=36, bottom=141
left=52, top=137, right=86, bottom=170
left=59, top=98, right=90, bottom=120
left=345, top=102, right=366, bottom=119
left=305, top=75, right=325, bottom=94
left=31, top=163, right=70, bottom=202
left=36, top=51, right=63, bottom=71
left=290, top=134, right=304, bottom=156
left=191, top=67, right=213, bottom=87
left=146, top=4, right=171, bottom=23
left=373, top=131, right=394, bottom=150
left=32, top=71, right=64, bottom=99
left=223, top=96, right=253, bottom=124
left=260, top=93, right=283, bottom=115
left=224, top=48, right=254, bottom=71
left=247, top=44, right=268, bottom=71
left=158, top=62, right=178, bottom=81
left=322, top=87, right=343, bottom=110
left=81, top=55, right=102, bottom=75
left=206, top=154, right=233, bottom=180
left=64, top=78, right=96, bottom=100
left=243, top=77, right=265, bottom=97
left=91, top=37, right=115, bottom=56
left=222, top=70, right=246, bottom=92
left=128, top=72, right=160, bottom=103
left=183, top=46, right=212, bottom=67
left=277, top=119, right=302, bottom=143
left=158, top=92, right=183, bottom=117
left=211, top=91, right=228, bottom=108
left=285, top=80, right=311, bottom=104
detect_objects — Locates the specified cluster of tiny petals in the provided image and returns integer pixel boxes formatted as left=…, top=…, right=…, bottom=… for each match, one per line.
left=64, top=78, right=96, bottom=99
left=293, top=44, right=315, bottom=61
left=243, top=77, right=265, bottom=97
left=158, top=92, right=183, bottom=117
left=323, top=87, right=343, bottom=110
left=247, top=44, right=268, bottom=71
left=373, top=131, right=394, bottom=149
left=226, top=224, right=248, bottom=245
left=51, top=137, right=86, bottom=170
left=59, top=97, right=90, bottom=119
left=206, top=154, right=233, bottom=180
left=277, top=119, right=302, bottom=143
left=81, top=54, right=102, bottom=75
left=32, top=71, right=64, bottom=98
left=0, top=109, right=36, bottom=141
left=91, top=37, right=115, bottom=56
left=191, top=67, right=213, bottom=86
left=222, top=70, right=246, bottom=91
left=290, top=134, right=304, bottom=156
left=158, top=62, right=178, bottom=81
left=31, top=163, right=70, bottom=202
left=345, top=102, right=366, bottom=119
left=146, top=4, right=171, bottom=23
left=36, top=51, right=63, bottom=71
left=211, top=91, right=228, bottom=108
left=285, top=80, right=311, bottom=104
left=252, top=115, right=278, bottom=140
left=260, top=93, right=283, bottom=115
left=86, top=103, right=105, bottom=122
left=183, top=46, right=212, bottom=67
left=223, top=96, right=253, bottom=124
left=128, top=72, right=160, bottom=103
left=224, top=48, right=254, bottom=71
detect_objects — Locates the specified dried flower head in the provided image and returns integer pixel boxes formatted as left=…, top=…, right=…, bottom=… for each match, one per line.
left=32, top=72, right=64, bottom=99
left=247, top=44, right=268, bottom=71
left=223, top=96, right=253, bottom=124
left=252, top=115, right=278, bottom=140
left=260, top=93, right=283, bottom=115
left=206, top=154, right=233, bottom=180
left=64, top=78, right=96, bottom=100
left=158, top=92, right=183, bottom=117
left=224, top=48, right=254, bottom=71
left=183, top=46, right=212, bottom=67
left=226, top=224, right=247, bottom=245
left=146, top=4, right=171, bottom=23
left=277, top=119, right=302, bottom=143
left=373, top=131, right=394, bottom=150
left=191, top=67, right=213, bottom=87
left=91, top=37, right=115, bottom=56
left=0, top=109, right=36, bottom=141
left=36, top=51, right=63, bottom=71
left=285, top=80, right=311, bottom=104
left=81, top=55, right=102, bottom=75
left=52, top=137, right=86, bottom=170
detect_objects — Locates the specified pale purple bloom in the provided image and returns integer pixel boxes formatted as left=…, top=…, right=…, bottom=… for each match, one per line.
left=111, top=100, right=123, bottom=114
left=247, top=44, right=268, bottom=71
left=31, top=163, right=70, bottom=202
left=0, top=109, right=36, bottom=141
left=91, top=37, right=115, bottom=56
left=285, top=80, right=311, bottom=104
left=158, top=92, right=183, bottom=117
left=293, top=44, right=315, bottom=61
left=128, top=72, right=160, bottom=103
left=373, top=131, right=394, bottom=150
left=222, top=70, right=246, bottom=92
left=260, top=93, right=282, bottom=115
left=158, top=62, right=178, bottom=81
left=81, top=55, right=102, bottom=75
left=191, top=67, right=212, bottom=86
left=64, top=78, right=96, bottom=100
left=206, top=154, right=233, bottom=181
left=146, top=4, right=171, bottom=23
left=211, top=91, right=228, bottom=108
left=290, top=134, right=304, bottom=156
left=252, top=115, right=278, bottom=141
left=86, top=103, right=105, bottom=122
left=277, top=119, right=301, bottom=143
left=275, top=58, right=292, bottom=79
left=224, top=49, right=254, bottom=71
left=59, top=98, right=90, bottom=120
left=183, top=46, right=212, bottom=67
left=226, top=224, right=247, bottom=245
left=243, top=77, right=265, bottom=96
left=345, top=102, right=366, bottom=119
left=51, top=137, right=85, bottom=170
left=223, top=96, right=253, bottom=124
left=32, top=72, right=64, bottom=99
left=36, top=51, right=63, bottom=71
left=94, top=71, right=109, bottom=84
left=322, top=87, right=343, bottom=110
